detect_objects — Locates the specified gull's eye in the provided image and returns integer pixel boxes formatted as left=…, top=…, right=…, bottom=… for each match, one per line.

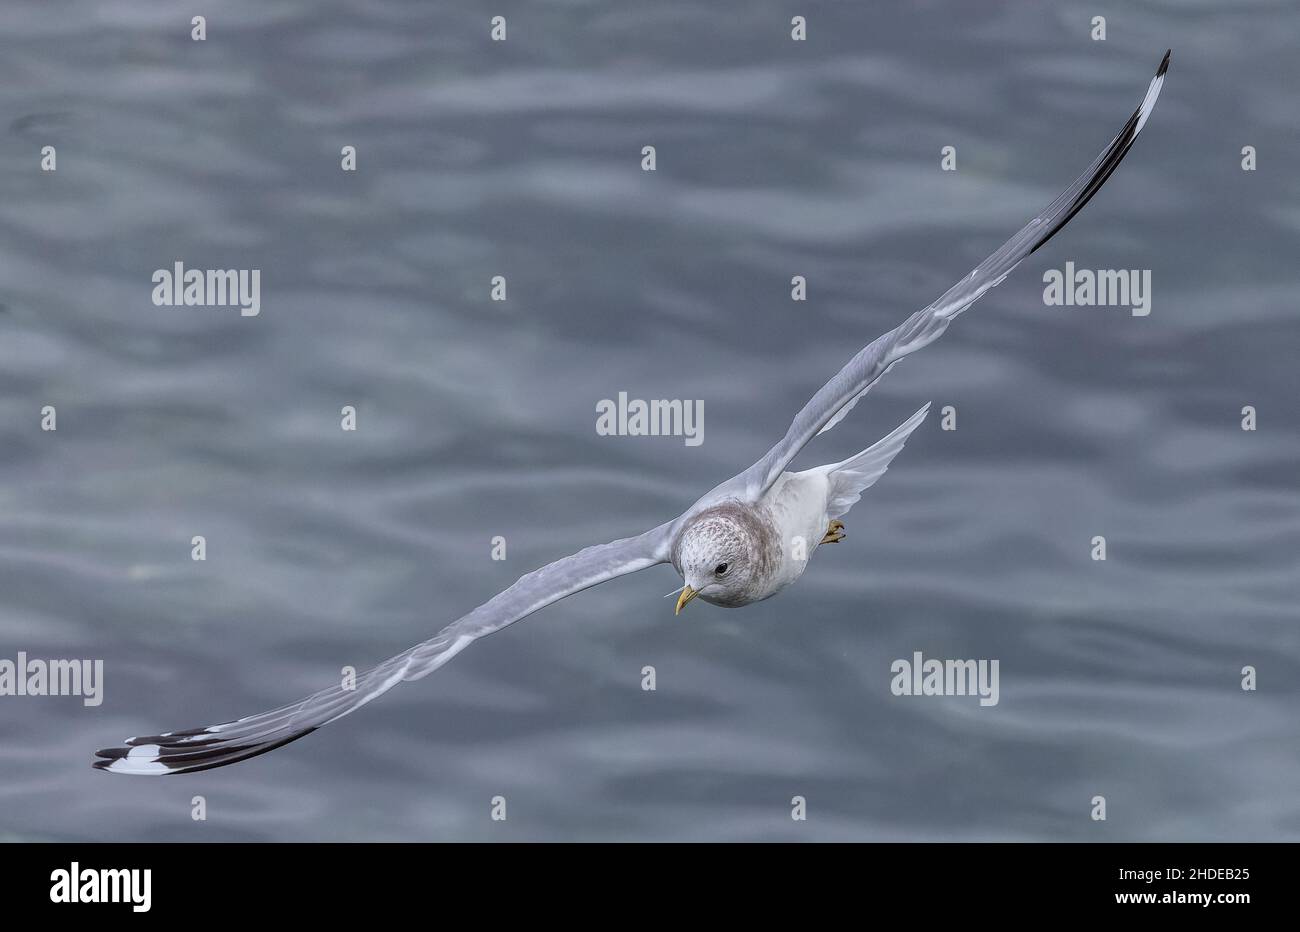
left=715, top=562, right=729, bottom=576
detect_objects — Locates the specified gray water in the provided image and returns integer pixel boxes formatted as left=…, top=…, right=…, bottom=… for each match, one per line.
left=1, top=1, right=1297, bottom=842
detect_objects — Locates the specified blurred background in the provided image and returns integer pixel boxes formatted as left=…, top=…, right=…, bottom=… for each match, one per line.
left=0, top=0, right=1297, bottom=840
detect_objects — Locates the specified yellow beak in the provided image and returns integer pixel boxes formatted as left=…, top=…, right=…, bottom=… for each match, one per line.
left=674, top=585, right=700, bottom=616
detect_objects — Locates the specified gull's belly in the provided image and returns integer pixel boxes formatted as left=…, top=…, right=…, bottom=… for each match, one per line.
left=760, top=472, right=832, bottom=596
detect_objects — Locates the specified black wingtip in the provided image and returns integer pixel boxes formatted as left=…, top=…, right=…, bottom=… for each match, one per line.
left=126, top=726, right=211, bottom=746
left=1157, top=49, right=1171, bottom=77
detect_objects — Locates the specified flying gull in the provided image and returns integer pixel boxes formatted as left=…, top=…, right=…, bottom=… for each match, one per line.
left=95, top=50, right=1169, bottom=774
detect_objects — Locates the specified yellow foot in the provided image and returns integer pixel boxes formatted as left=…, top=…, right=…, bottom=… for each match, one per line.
left=820, top=519, right=845, bottom=544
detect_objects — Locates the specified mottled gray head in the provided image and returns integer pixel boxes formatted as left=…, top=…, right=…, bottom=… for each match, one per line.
left=671, top=503, right=774, bottom=612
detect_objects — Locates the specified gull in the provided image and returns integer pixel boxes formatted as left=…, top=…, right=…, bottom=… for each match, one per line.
left=95, top=51, right=1169, bottom=774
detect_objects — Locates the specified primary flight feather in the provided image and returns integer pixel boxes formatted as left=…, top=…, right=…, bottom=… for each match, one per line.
left=95, top=50, right=1169, bottom=774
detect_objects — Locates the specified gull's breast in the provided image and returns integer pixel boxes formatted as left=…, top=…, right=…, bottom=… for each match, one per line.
left=761, top=471, right=834, bottom=593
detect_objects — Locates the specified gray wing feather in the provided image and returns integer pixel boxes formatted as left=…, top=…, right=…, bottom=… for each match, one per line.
left=730, top=51, right=1169, bottom=501
left=95, top=522, right=673, bottom=774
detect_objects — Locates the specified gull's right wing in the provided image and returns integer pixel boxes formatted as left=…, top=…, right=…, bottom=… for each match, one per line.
left=723, top=50, right=1170, bottom=503
left=94, top=521, right=674, bottom=774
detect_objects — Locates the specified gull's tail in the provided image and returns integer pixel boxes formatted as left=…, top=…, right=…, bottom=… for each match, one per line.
left=811, top=403, right=931, bottom=519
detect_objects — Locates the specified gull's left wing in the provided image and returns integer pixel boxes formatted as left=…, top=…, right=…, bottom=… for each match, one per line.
left=726, top=50, right=1170, bottom=502
left=95, top=522, right=673, bottom=774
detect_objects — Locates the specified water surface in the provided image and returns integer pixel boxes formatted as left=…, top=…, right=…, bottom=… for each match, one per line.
left=1, top=1, right=1297, bottom=841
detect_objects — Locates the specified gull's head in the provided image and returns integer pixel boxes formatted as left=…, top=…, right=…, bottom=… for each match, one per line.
left=670, top=504, right=771, bottom=613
